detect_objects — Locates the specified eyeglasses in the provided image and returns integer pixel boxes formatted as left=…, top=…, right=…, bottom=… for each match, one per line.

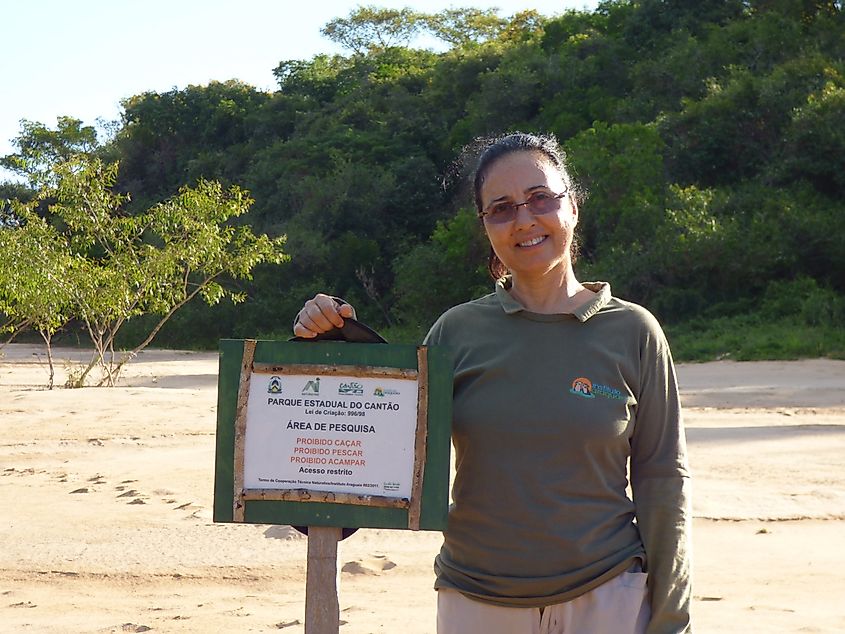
left=478, top=189, right=569, bottom=224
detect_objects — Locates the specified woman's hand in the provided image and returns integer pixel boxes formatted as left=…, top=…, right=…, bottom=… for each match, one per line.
left=293, top=293, right=357, bottom=338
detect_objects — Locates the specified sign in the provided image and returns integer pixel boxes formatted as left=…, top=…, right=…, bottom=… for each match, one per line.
left=213, top=339, right=452, bottom=532
left=244, top=373, right=418, bottom=498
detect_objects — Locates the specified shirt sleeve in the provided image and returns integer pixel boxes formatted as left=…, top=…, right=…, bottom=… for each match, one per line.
left=422, top=312, right=446, bottom=346
left=630, top=316, right=693, bottom=634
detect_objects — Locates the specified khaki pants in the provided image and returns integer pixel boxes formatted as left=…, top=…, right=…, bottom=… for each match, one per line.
left=437, top=568, right=650, bottom=634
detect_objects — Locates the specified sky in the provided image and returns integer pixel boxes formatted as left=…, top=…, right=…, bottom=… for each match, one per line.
left=1, top=0, right=599, bottom=175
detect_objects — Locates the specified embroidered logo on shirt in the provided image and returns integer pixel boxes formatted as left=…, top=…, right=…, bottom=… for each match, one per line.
left=570, top=377, right=595, bottom=398
left=569, top=377, right=627, bottom=401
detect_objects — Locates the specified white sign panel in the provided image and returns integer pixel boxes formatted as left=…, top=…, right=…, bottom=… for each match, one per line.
left=243, top=373, right=419, bottom=499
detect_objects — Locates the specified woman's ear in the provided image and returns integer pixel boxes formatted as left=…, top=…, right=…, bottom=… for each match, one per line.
left=568, top=197, right=579, bottom=226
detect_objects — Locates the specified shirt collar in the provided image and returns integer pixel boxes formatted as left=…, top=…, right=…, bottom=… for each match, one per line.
left=495, top=277, right=612, bottom=322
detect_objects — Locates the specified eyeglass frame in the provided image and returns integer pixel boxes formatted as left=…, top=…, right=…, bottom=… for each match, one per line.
left=477, top=188, right=570, bottom=224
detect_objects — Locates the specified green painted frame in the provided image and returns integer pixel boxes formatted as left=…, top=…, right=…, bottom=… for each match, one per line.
left=213, top=339, right=452, bottom=531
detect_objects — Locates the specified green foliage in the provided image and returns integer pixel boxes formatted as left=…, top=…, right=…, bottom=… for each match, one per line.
left=0, top=200, right=76, bottom=387
left=0, top=155, right=286, bottom=386
left=779, top=75, right=845, bottom=195
left=660, top=55, right=844, bottom=186
left=581, top=183, right=727, bottom=318
left=423, top=8, right=505, bottom=47
left=6, top=2, right=843, bottom=360
left=321, top=6, right=422, bottom=53
left=320, top=6, right=537, bottom=54
left=116, top=80, right=270, bottom=206
left=565, top=121, right=666, bottom=260
left=1, top=116, right=99, bottom=186
left=668, top=314, right=845, bottom=361
left=668, top=278, right=845, bottom=361
left=393, top=207, right=490, bottom=331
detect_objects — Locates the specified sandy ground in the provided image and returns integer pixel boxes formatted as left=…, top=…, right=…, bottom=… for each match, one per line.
left=1, top=345, right=844, bottom=633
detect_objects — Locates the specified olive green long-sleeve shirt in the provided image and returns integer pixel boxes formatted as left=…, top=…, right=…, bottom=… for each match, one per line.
left=424, top=280, right=692, bottom=634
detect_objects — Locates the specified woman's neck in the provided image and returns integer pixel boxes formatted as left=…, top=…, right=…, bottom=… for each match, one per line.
left=509, top=265, right=593, bottom=314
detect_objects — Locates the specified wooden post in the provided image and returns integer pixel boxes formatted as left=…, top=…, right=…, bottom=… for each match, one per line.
left=408, top=346, right=429, bottom=530
left=233, top=338, right=256, bottom=522
left=305, top=526, right=342, bottom=634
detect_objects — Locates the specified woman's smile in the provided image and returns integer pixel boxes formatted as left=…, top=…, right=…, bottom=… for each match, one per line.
left=517, top=235, right=548, bottom=248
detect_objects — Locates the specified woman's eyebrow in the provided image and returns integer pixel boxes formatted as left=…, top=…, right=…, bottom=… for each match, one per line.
left=487, top=194, right=511, bottom=205
left=487, top=185, right=551, bottom=207
left=487, top=185, right=551, bottom=205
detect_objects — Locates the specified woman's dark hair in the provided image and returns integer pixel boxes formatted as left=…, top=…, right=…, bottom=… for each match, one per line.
left=468, top=132, right=583, bottom=280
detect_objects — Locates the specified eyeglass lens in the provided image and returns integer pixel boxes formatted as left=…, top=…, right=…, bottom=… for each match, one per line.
left=485, top=192, right=565, bottom=224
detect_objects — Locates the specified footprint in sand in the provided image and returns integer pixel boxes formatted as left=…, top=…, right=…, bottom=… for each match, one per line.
left=70, top=488, right=89, bottom=494
left=175, top=501, right=202, bottom=512
left=341, top=555, right=397, bottom=575
left=120, top=624, right=151, bottom=632
left=9, top=601, right=37, bottom=608
left=114, top=488, right=148, bottom=505
left=170, top=501, right=207, bottom=520
left=275, top=619, right=301, bottom=629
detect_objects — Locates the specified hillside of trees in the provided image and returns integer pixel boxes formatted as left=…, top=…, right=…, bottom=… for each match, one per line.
left=3, top=0, right=844, bottom=360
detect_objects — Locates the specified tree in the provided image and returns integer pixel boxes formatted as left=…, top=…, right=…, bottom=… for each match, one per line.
left=0, top=202, right=75, bottom=387
left=116, top=81, right=270, bottom=206
left=392, top=207, right=489, bottom=332
left=780, top=77, right=845, bottom=195
left=1, top=116, right=99, bottom=187
left=565, top=121, right=666, bottom=261
left=2, top=155, right=287, bottom=387
left=321, top=6, right=422, bottom=54
left=422, top=8, right=504, bottom=47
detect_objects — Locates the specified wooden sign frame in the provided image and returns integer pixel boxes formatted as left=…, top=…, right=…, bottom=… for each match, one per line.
left=214, top=338, right=452, bottom=531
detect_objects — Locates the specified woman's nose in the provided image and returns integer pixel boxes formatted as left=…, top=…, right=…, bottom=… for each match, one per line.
left=511, top=202, right=536, bottom=226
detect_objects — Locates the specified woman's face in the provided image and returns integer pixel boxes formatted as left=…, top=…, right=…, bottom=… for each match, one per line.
left=479, top=151, right=577, bottom=281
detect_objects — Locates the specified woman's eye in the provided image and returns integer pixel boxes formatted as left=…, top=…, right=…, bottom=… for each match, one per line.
left=491, top=203, right=514, bottom=216
left=530, top=191, right=552, bottom=201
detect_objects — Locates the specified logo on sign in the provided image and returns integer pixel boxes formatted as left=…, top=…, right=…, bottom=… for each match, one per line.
left=338, top=381, right=364, bottom=396
left=302, top=377, right=320, bottom=395
left=267, top=376, right=283, bottom=394
left=374, top=387, right=400, bottom=398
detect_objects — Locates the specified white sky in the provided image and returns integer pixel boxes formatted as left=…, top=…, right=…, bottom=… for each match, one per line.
left=1, top=0, right=599, bottom=176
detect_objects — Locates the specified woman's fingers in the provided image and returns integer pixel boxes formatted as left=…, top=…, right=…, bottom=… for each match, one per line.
left=292, top=319, right=318, bottom=338
left=293, top=293, right=353, bottom=337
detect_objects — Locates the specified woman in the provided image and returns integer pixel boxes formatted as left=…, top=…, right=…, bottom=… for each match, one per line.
left=294, top=132, right=692, bottom=634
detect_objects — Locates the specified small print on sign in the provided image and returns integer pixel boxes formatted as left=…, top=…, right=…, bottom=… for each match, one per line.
left=243, top=374, right=419, bottom=498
